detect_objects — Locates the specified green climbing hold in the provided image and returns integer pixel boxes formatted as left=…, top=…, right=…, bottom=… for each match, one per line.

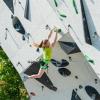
left=54, top=28, right=62, bottom=33
left=57, top=29, right=62, bottom=33
left=60, top=14, right=67, bottom=18
left=57, top=10, right=67, bottom=19
left=85, top=55, right=95, bottom=65
left=72, top=0, right=78, bottom=14
left=88, top=60, right=94, bottom=64
left=54, top=0, right=58, bottom=7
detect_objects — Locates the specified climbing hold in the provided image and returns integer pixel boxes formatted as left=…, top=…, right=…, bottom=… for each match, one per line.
left=75, top=76, right=78, bottom=79
left=85, top=85, right=100, bottom=100
left=51, top=59, right=61, bottom=67
left=36, top=48, right=39, bottom=52
left=88, top=60, right=94, bottom=64
left=59, top=41, right=80, bottom=54
left=12, top=16, right=25, bottom=35
left=51, top=59, right=69, bottom=67
left=57, top=10, right=67, bottom=19
left=58, top=68, right=71, bottom=76
left=72, top=0, right=78, bottom=14
left=94, top=79, right=98, bottom=84
left=24, top=0, right=30, bottom=21
left=79, top=85, right=83, bottom=89
left=69, top=56, right=72, bottom=61
left=54, top=28, right=62, bottom=33
left=54, top=0, right=58, bottom=7
left=45, top=25, right=51, bottom=30
left=22, top=35, right=25, bottom=40
left=41, top=86, right=44, bottom=91
left=85, top=55, right=95, bottom=65
left=60, top=14, right=67, bottom=18
left=17, top=62, right=22, bottom=67
left=18, top=1, right=24, bottom=10
left=57, top=29, right=62, bottom=33
left=75, top=88, right=78, bottom=91
left=3, top=0, right=14, bottom=14
left=71, top=89, right=81, bottom=100
left=5, top=28, right=8, bottom=40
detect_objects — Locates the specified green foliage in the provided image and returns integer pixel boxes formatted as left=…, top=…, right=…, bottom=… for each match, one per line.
left=0, top=48, right=29, bottom=100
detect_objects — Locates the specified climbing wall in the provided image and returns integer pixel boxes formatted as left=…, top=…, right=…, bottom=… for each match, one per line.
left=0, top=0, right=100, bottom=100
left=23, top=34, right=100, bottom=100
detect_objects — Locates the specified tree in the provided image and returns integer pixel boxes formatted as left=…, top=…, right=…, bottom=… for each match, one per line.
left=0, top=48, right=29, bottom=100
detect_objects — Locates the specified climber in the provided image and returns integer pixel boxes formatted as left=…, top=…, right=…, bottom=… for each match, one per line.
left=28, top=27, right=58, bottom=78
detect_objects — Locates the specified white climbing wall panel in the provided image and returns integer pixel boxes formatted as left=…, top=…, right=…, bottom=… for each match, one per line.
left=0, top=0, right=100, bottom=100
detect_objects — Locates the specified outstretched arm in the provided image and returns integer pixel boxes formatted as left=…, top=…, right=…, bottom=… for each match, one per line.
left=48, top=27, right=57, bottom=40
left=51, top=32, right=57, bottom=47
left=48, top=29, right=53, bottom=40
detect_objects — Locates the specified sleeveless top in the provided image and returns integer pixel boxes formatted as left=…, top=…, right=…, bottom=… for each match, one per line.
left=43, top=48, right=52, bottom=61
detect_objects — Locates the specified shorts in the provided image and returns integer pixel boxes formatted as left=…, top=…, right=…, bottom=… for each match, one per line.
left=40, top=59, right=50, bottom=70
